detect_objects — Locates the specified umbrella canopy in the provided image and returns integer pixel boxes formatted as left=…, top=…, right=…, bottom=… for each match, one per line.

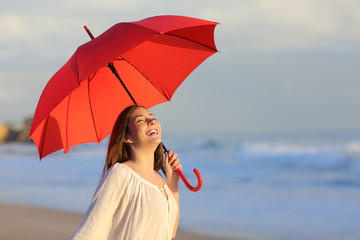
left=29, top=15, right=218, bottom=159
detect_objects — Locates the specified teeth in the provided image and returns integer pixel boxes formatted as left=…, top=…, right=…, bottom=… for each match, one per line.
left=147, top=129, right=158, bottom=136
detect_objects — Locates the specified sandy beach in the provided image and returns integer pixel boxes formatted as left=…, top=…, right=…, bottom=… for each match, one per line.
left=0, top=202, right=231, bottom=240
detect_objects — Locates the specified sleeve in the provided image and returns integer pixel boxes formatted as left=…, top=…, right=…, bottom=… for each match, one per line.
left=69, top=164, right=127, bottom=240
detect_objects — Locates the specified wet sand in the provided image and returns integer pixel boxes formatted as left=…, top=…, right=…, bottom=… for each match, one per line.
left=0, top=202, right=231, bottom=240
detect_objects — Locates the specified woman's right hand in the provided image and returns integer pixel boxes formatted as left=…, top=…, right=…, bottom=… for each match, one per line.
left=164, top=150, right=182, bottom=192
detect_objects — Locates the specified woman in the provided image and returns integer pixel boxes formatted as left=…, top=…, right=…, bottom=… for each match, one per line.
left=70, top=105, right=181, bottom=240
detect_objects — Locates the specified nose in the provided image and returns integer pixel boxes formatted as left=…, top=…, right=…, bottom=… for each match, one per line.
left=148, top=118, right=155, bottom=125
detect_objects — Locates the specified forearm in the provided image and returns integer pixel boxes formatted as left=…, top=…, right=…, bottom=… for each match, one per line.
left=164, top=150, right=181, bottom=239
left=170, top=187, right=180, bottom=239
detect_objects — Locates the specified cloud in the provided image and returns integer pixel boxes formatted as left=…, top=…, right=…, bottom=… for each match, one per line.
left=0, top=88, right=25, bottom=103
left=2, top=0, right=360, bottom=57
left=0, top=14, right=34, bottom=43
left=197, top=0, right=360, bottom=52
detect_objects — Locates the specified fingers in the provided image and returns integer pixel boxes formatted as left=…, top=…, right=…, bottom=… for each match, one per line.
left=164, top=151, right=169, bottom=164
left=170, top=158, right=182, bottom=171
left=165, top=150, right=182, bottom=171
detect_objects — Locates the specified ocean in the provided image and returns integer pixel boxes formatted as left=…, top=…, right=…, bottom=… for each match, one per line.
left=0, top=132, right=360, bottom=240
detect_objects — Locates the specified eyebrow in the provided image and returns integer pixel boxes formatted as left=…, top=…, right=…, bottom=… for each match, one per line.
left=134, top=114, right=154, bottom=119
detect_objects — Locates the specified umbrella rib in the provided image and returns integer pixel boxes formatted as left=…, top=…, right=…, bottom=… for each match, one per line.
left=65, top=93, right=71, bottom=151
left=117, top=58, right=171, bottom=101
left=163, top=32, right=217, bottom=52
left=87, top=77, right=100, bottom=143
left=39, top=115, right=49, bottom=159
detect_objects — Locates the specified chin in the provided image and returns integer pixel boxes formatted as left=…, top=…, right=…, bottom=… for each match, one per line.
left=151, top=136, right=162, bottom=144
left=153, top=138, right=162, bottom=144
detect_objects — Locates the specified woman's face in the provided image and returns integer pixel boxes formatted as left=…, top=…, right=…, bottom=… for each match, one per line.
left=126, top=107, right=162, bottom=146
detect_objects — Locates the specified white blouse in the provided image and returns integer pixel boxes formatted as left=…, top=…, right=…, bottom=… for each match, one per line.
left=70, top=163, right=178, bottom=240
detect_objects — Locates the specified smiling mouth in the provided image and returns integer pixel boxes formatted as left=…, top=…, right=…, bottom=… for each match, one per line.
left=146, top=129, right=158, bottom=136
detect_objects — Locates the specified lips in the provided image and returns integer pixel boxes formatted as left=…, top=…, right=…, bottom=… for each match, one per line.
left=146, top=129, right=158, bottom=136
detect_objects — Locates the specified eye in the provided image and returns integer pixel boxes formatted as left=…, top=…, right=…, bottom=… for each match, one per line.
left=136, top=119, right=144, bottom=123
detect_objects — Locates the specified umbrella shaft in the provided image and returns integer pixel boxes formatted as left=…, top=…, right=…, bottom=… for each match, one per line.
left=107, top=62, right=137, bottom=105
left=162, top=143, right=168, bottom=152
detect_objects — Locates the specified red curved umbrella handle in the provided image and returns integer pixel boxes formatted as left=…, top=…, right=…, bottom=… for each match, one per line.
left=176, top=168, right=202, bottom=192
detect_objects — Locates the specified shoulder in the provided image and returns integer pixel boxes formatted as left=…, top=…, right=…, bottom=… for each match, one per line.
left=107, top=162, right=131, bottom=174
left=102, top=163, right=131, bottom=183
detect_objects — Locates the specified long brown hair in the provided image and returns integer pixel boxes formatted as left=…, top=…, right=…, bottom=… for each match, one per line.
left=102, top=105, right=164, bottom=177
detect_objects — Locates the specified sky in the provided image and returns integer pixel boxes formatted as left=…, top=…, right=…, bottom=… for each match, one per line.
left=1, top=0, right=360, bottom=135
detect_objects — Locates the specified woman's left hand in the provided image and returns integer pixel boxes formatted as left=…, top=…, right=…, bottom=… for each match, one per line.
left=164, top=150, right=182, bottom=192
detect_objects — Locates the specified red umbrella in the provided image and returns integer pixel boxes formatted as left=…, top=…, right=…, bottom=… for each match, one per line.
left=29, top=15, right=218, bottom=191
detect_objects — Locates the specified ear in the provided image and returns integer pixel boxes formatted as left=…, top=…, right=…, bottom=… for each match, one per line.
left=124, top=137, right=133, bottom=144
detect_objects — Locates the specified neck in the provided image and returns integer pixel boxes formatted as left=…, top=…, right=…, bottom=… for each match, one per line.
left=129, top=145, right=158, bottom=172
